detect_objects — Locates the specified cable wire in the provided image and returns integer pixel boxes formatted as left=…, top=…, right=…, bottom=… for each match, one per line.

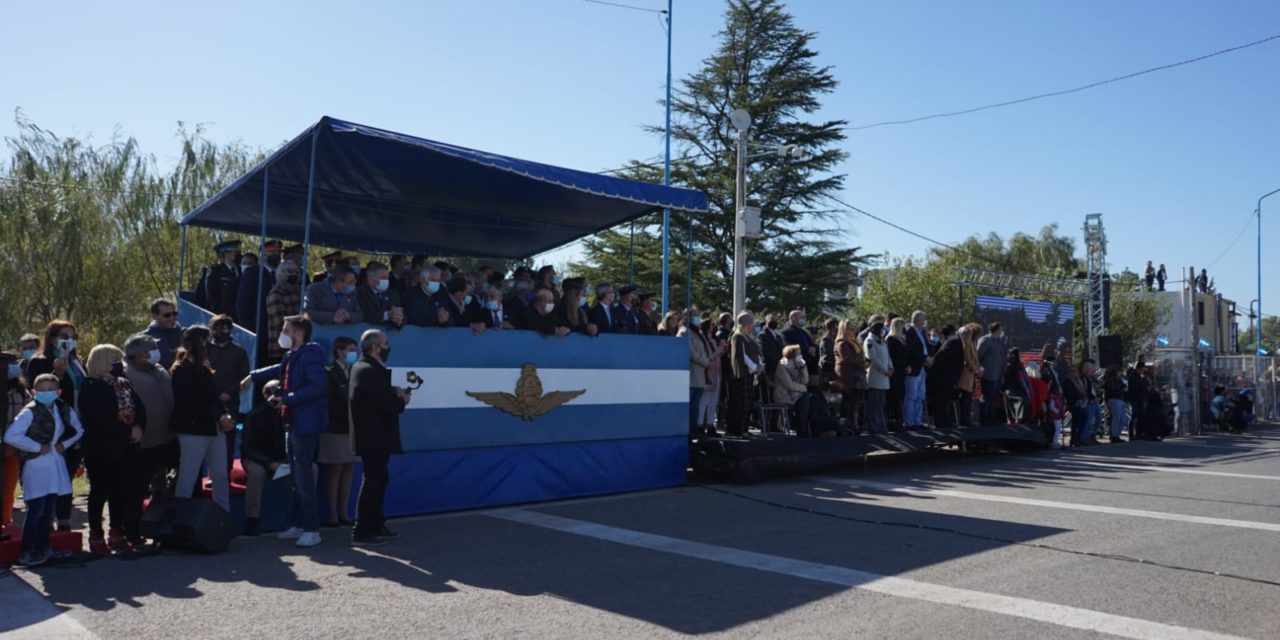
left=846, top=32, right=1280, bottom=132
left=698, top=484, right=1280, bottom=590
left=580, top=0, right=665, bottom=14
left=1205, top=209, right=1259, bottom=269
left=825, top=193, right=1008, bottom=268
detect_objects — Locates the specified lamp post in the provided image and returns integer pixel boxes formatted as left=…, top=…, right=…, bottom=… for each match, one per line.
left=729, top=107, right=804, bottom=315
left=1258, top=188, right=1280, bottom=393
left=660, top=0, right=673, bottom=314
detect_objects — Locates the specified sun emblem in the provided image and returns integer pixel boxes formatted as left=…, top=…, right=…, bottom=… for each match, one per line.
left=465, top=363, right=585, bottom=421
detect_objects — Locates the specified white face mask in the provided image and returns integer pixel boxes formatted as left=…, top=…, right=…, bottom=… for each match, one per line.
left=277, top=333, right=294, bottom=350
left=148, top=349, right=162, bottom=364
left=543, top=303, right=556, bottom=314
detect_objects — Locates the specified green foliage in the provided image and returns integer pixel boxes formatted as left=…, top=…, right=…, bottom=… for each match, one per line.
left=578, top=0, right=873, bottom=314
left=1238, top=316, right=1280, bottom=353
left=0, top=112, right=262, bottom=348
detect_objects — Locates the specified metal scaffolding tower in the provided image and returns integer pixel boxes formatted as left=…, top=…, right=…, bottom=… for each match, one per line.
left=953, top=268, right=1089, bottom=300
left=1084, top=213, right=1108, bottom=360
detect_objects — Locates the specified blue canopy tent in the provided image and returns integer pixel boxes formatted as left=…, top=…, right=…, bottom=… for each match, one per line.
left=179, top=117, right=709, bottom=520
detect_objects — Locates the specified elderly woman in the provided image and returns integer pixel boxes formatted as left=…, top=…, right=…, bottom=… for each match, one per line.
left=835, top=319, right=867, bottom=432
left=79, top=344, right=146, bottom=553
left=954, top=324, right=984, bottom=427
left=773, top=344, right=812, bottom=436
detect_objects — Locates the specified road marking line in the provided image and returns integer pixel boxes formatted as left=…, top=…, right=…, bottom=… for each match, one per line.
left=1064, top=459, right=1280, bottom=481
left=812, top=477, right=1280, bottom=532
left=490, top=510, right=1248, bottom=640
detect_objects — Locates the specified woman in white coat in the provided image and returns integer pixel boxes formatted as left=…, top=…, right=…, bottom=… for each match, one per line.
left=863, top=318, right=893, bottom=434
left=773, top=345, right=812, bottom=436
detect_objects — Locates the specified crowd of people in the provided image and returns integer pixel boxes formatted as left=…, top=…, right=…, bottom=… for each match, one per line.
left=2, top=309, right=409, bottom=567
left=191, top=239, right=678, bottom=341
left=683, top=308, right=1175, bottom=449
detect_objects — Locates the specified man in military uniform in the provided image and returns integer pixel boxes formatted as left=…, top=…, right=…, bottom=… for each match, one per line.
left=197, top=239, right=242, bottom=318
left=611, top=285, right=641, bottom=335
left=312, top=251, right=343, bottom=285
left=636, top=292, right=660, bottom=336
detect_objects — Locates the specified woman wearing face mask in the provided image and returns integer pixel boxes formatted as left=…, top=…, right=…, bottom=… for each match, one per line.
left=863, top=317, right=893, bottom=434
left=2, top=351, right=27, bottom=530
left=266, top=261, right=304, bottom=363
left=26, top=320, right=88, bottom=531
left=321, top=337, right=360, bottom=527
left=556, top=280, right=598, bottom=336
left=773, top=345, right=812, bottom=436
left=79, top=345, right=146, bottom=553
left=834, top=319, right=867, bottom=432
left=170, top=326, right=235, bottom=511
left=697, top=316, right=726, bottom=435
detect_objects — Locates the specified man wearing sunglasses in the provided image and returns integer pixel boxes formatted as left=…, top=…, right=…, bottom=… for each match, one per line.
left=144, top=299, right=184, bottom=370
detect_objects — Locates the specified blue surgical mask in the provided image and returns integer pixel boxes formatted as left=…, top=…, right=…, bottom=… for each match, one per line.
left=579, top=296, right=588, bottom=308
left=341, top=284, right=356, bottom=295
left=34, top=390, right=58, bottom=406
left=691, top=316, right=702, bottom=327
left=463, top=295, right=474, bottom=306
left=426, top=281, right=441, bottom=294
left=21, top=349, right=35, bottom=361
left=344, top=351, right=358, bottom=366
left=485, top=300, right=501, bottom=311
left=376, top=279, right=390, bottom=293
left=148, top=348, right=162, bottom=364
left=7, top=363, right=19, bottom=379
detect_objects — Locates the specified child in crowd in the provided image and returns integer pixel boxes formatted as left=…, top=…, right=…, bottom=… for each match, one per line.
left=3, top=374, right=84, bottom=567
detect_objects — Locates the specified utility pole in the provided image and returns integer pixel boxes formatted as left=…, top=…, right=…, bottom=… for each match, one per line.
left=732, top=109, right=749, bottom=315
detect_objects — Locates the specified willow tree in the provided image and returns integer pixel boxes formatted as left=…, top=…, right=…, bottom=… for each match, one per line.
left=573, top=0, right=872, bottom=313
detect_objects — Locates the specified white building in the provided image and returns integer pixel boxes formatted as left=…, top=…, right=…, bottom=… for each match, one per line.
left=1148, top=290, right=1238, bottom=353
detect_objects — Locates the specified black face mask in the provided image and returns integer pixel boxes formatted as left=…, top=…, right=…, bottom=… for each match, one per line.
left=286, top=275, right=300, bottom=285
left=213, top=332, right=231, bottom=344
left=265, top=255, right=281, bottom=268
left=380, top=345, right=391, bottom=362
left=766, top=321, right=779, bottom=330
left=109, top=362, right=125, bottom=378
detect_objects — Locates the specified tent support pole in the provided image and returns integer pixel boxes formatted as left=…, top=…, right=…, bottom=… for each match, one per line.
left=660, top=0, right=673, bottom=314
left=629, top=222, right=635, bottom=284
left=299, top=127, right=320, bottom=313
left=177, top=224, right=188, bottom=304
left=253, top=164, right=270, bottom=368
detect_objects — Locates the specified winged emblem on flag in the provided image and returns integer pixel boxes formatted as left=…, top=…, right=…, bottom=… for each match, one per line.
left=465, top=363, right=585, bottom=421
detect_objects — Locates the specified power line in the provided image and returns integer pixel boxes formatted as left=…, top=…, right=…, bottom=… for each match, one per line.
left=1205, top=208, right=1258, bottom=269
left=846, top=32, right=1280, bottom=132
left=580, top=0, right=665, bottom=14
left=825, top=193, right=1007, bottom=268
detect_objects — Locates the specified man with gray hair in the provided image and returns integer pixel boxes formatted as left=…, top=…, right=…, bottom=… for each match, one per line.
left=403, top=265, right=451, bottom=327
left=348, top=328, right=409, bottom=546
left=588, top=283, right=617, bottom=333
left=122, top=333, right=176, bottom=542
left=902, top=310, right=931, bottom=428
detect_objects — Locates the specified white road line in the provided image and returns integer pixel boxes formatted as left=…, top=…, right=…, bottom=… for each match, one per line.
left=812, top=477, right=1280, bottom=533
left=1064, top=459, right=1280, bottom=481
left=1, top=574, right=97, bottom=639
left=490, top=510, right=1248, bottom=640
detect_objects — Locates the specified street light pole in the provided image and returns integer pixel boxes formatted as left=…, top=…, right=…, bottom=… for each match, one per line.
left=1258, top=188, right=1280, bottom=392
left=732, top=119, right=749, bottom=315
left=660, top=0, right=673, bottom=314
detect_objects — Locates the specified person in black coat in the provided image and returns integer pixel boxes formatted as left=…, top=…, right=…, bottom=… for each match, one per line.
left=588, top=283, right=618, bottom=333
left=467, top=287, right=514, bottom=331
left=170, top=326, right=235, bottom=511
left=240, top=382, right=289, bottom=536
left=356, top=262, right=405, bottom=328
left=198, top=240, right=242, bottom=319
left=611, top=285, right=641, bottom=335
left=523, top=289, right=572, bottom=337
left=79, top=345, right=146, bottom=551
left=759, top=315, right=785, bottom=403
left=929, top=334, right=966, bottom=427
left=348, top=329, right=408, bottom=546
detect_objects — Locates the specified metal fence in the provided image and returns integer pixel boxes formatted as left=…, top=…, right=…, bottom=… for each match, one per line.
left=1148, top=349, right=1278, bottom=434
left=1208, top=354, right=1279, bottom=423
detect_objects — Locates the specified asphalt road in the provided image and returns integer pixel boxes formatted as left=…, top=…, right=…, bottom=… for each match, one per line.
left=5, top=426, right=1280, bottom=639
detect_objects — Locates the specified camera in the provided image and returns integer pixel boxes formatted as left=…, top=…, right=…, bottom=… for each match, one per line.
left=405, top=371, right=424, bottom=390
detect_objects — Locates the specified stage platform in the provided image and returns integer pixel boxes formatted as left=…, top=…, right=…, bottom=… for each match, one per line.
left=690, top=425, right=1052, bottom=482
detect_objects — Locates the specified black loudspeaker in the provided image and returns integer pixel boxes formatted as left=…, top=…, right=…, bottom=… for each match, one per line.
left=1097, top=335, right=1124, bottom=369
left=141, top=497, right=235, bottom=554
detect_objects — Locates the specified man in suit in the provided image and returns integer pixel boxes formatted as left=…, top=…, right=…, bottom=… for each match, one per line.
left=435, top=276, right=476, bottom=328
left=929, top=329, right=965, bottom=427
left=403, top=265, right=451, bottom=327
left=781, top=310, right=818, bottom=376
left=588, top=283, right=617, bottom=333
left=611, top=285, right=641, bottom=335
left=356, top=261, right=405, bottom=328
left=467, top=286, right=514, bottom=333
left=523, top=289, right=571, bottom=337
left=902, top=310, right=931, bottom=427
left=237, top=239, right=282, bottom=341
left=759, top=314, right=785, bottom=403
left=303, top=263, right=364, bottom=325
left=348, top=328, right=408, bottom=546
left=198, top=239, right=242, bottom=318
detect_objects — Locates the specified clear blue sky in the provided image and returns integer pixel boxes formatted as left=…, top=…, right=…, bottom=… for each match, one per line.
left=5, top=0, right=1279, bottom=319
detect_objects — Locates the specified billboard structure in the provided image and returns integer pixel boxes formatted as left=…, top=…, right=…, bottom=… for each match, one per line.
left=974, top=295, right=1075, bottom=363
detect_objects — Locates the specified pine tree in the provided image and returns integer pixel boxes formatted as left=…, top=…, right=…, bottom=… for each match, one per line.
left=574, top=0, right=872, bottom=314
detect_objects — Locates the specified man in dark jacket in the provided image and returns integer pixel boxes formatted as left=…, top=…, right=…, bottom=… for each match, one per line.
left=781, top=310, right=819, bottom=377
left=588, top=283, right=617, bottom=333
left=759, top=314, right=784, bottom=403
left=208, top=314, right=249, bottom=477
left=356, top=262, right=405, bottom=328
left=236, top=239, right=282, bottom=340
left=611, top=285, right=641, bottom=335
left=242, top=315, right=328, bottom=548
left=902, top=311, right=931, bottom=427
left=143, top=298, right=184, bottom=371
left=929, top=333, right=966, bottom=427
left=349, top=329, right=408, bottom=546
left=197, top=239, right=242, bottom=319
